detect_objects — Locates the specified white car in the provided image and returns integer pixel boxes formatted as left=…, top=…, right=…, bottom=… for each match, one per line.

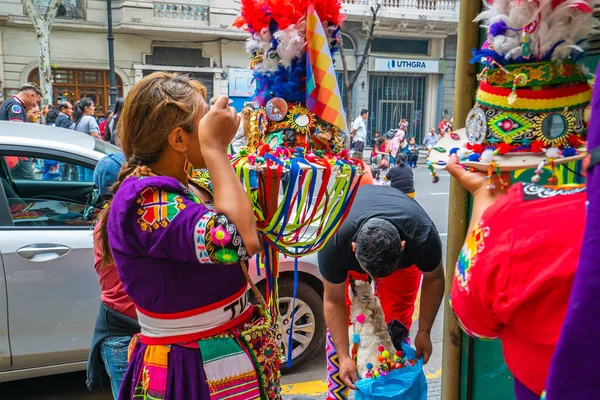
left=0, top=121, right=325, bottom=382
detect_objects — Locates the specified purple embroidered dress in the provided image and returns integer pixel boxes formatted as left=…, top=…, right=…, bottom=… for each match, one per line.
left=107, top=174, right=281, bottom=400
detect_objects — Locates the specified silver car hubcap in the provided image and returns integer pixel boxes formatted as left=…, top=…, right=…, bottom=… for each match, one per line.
left=277, top=296, right=316, bottom=363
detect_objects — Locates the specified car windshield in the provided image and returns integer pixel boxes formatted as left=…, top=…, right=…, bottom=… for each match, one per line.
left=93, top=138, right=121, bottom=155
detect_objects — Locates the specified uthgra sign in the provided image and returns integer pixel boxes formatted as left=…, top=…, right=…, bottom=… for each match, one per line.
left=374, top=58, right=440, bottom=74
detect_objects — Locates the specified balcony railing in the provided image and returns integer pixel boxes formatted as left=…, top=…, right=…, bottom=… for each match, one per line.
left=343, top=0, right=459, bottom=13
left=153, top=2, right=210, bottom=22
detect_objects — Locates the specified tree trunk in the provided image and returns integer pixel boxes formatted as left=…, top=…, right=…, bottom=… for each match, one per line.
left=23, top=0, right=61, bottom=107
left=338, top=3, right=381, bottom=148
left=37, top=29, right=53, bottom=107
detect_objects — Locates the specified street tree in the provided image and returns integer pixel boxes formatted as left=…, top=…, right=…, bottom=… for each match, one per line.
left=23, top=0, right=61, bottom=106
left=338, top=3, right=381, bottom=122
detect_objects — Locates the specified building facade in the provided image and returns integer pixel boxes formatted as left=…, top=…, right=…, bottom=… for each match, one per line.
left=338, top=0, right=459, bottom=143
left=0, top=0, right=458, bottom=141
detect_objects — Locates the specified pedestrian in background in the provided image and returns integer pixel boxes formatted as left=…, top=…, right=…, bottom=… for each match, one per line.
left=385, top=153, right=415, bottom=198
left=437, top=116, right=448, bottom=136
left=372, top=136, right=389, bottom=169
left=46, top=105, right=59, bottom=126
left=99, top=110, right=113, bottom=140
left=371, top=131, right=380, bottom=147
left=370, top=167, right=387, bottom=186
left=71, top=98, right=99, bottom=181
left=71, top=97, right=101, bottom=139
left=26, top=104, right=40, bottom=124
left=423, top=129, right=439, bottom=150
left=55, top=102, right=73, bottom=129
left=351, top=108, right=368, bottom=157
left=407, top=137, right=419, bottom=168
left=86, top=152, right=139, bottom=400
left=0, top=83, right=41, bottom=122
left=106, top=97, right=125, bottom=146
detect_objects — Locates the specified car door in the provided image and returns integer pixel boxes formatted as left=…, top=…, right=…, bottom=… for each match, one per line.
left=0, top=188, right=10, bottom=371
left=0, top=148, right=100, bottom=370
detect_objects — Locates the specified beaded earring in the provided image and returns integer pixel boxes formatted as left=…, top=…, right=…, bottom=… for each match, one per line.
left=183, top=155, right=194, bottom=178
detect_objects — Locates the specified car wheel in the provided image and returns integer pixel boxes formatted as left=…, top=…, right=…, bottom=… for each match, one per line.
left=276, top=278, right=326, bottom=372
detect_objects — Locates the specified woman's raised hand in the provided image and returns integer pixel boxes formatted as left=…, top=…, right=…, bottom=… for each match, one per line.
left=198, top=96, right=240, bottom=153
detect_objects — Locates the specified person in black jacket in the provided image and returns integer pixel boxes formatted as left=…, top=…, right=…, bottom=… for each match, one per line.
left=385, top=153, right=415, bottom=197
left=55, top=102, right=73, bottom=129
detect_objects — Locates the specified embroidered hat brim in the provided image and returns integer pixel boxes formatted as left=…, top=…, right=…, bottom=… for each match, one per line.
left=428, top=128, right=586, bottom=172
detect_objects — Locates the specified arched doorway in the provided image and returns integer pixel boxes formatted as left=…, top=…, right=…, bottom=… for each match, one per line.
left=28, top=68, right=123, bottom=116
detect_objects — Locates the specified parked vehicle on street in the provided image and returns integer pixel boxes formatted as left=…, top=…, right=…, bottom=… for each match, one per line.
left=0, top=121, right=325, bottom=382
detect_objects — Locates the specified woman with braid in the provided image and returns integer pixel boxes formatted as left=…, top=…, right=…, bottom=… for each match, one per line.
left=97, top=72, right=280, bottom=399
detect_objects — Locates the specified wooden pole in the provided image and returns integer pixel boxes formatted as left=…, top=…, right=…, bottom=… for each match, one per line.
left=441, top=0, right=481, bottom=399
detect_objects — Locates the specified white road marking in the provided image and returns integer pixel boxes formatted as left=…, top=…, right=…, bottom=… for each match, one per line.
left=439, top=233, right=448, bottom=237
left=430, top=192, right=450, bottom=195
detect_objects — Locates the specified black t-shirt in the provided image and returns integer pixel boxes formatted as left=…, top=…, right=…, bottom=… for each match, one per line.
left=318, top=185, right=442, bottom=284
left=386, top=166, right=415, bottom=195
left=0, top=97, right=26, bottom=122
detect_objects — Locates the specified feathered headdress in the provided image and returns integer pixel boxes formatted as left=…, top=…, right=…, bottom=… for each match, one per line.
left=428, top=0, right=598, bottom=182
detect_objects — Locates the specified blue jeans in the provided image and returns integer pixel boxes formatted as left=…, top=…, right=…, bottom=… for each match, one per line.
left=77, top=166, right=94, bottom=181
left=99, top=335, right=132, bottom=399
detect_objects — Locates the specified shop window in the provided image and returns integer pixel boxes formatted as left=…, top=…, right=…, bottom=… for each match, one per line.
left=29, top=68, right=123, bottom=117
left=371, top=39, right=429, bottom=56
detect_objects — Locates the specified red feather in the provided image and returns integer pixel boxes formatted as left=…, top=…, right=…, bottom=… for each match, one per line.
left=234, top=0, right=271, bottom=32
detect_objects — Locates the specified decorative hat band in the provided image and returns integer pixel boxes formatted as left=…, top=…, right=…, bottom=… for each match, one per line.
left=481, top=60, right=588, bottom=89
left=476, top=82, right=592, bottom=112
left=466, top=103, right=587, bottom=152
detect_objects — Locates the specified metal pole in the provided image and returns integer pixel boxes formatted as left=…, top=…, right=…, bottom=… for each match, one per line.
left=440, top=0, right=481, bottom=399
left=107, top=0, right=117, bottom=108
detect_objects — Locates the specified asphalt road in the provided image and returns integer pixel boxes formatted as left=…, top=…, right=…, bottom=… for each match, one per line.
left=0, top=164, right=451, bottom=400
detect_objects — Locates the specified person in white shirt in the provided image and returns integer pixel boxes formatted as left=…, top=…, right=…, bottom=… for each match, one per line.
left=351, top=108, right=368, bottom=155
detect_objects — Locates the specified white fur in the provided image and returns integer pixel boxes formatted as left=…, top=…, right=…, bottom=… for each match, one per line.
left=348, top=281, right=395, bottom=378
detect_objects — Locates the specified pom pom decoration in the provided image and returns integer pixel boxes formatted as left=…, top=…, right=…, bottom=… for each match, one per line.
left=356, top=314, right=366, bottom=324
left=480, top=149, right=495, bottom=163
left=468, top=153, right=482, bottom=162
left=545, top=147, right=562, bottom=159
left=352, top=333, right=361, bottom=344
left=378, top=345, right=385, bottom=352
left=382, top=350, right=390, bottom=358
left=562, top=147, right=577, bottom=157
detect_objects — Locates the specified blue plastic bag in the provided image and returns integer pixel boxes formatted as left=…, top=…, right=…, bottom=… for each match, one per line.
left=354, top=342, right=428, bottom=400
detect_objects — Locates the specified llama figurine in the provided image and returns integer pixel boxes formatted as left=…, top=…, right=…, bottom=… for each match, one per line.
left=349, top=280, right=395, bottom=378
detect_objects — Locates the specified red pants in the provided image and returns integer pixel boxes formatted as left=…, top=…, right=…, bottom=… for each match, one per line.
left=345, top=266, right=422, bottom=330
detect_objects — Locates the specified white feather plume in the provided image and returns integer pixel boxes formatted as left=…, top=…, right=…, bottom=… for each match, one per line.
left=274, top=23, right=306, bottom=68
left=477, top=0, right=599, bottom=62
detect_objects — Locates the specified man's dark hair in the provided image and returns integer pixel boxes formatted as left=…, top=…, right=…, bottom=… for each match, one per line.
left=360, top=108, right=368, bottom=116
left=58, top=102, right=71, bottom=112
left=19, top=82, right=42, bottom=96
left=355, top=218, right=403, bottom=278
